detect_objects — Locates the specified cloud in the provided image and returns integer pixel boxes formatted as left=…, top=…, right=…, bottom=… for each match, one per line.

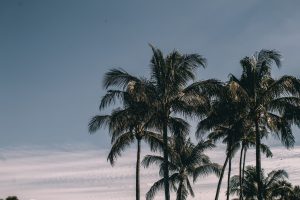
left=0, top=145, right=300, bottom=200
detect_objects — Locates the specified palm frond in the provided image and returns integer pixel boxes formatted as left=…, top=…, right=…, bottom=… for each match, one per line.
left=265, top=75, right=300, bottom=98
left=88, top=115, right=110, bottom=133
left=266, top=169, right=288, bottom=188
left=168, top=117, right=190, bottom=137
left=260, top=143, right=273, bottom=158
left=184, top=79, right=224, bottom=98
left=186, top=178, right=195, bottom=197
left=267, top=113, right=295, bottom=148
left=228, top=175, right=240, bottom=195
left=143, top=131, right=164, bottom=152
left=146, top=173, right=179, bottom=200
left=193, top=163, right=221, bottom=181
left=257, top=49, right=281, bottom=69
left=170, top=98, right=201, bottom=118
left=99, top=90, right=128, bottom=110
left=194, top=140, right=215, bottom=152
left=149, top=44, right=165, bottom=89
left=107, top=131, right=135, bottom=165
left=142, top=155, right=164, bottom=168
left=146, top=177, right=165, bottom=200
left=103, top=68, right=141, bottom=89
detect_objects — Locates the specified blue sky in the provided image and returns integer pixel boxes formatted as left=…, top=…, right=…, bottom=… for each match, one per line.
left=1, top=0, right=300, bottom=148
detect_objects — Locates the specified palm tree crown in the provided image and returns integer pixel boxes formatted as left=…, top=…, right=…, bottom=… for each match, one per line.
left=143, top=134, right=220, bottom=200
left=229, top=166, right=292, bottom=200
left=228, top=49, right=300, bottom=200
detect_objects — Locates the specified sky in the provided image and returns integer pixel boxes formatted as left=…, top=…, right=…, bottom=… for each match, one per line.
left=1, top=0, right=300, bottom=199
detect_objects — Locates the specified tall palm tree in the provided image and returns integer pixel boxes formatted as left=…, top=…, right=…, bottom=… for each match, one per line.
left=209, top=126, right=241, bottom=200
left=229, top=166, right=292, bottom=200
left=238, top=131, right=273, bottom=200
left=197, top=82, right=248, bottom=200
left=143, top=134, right=220, bottom=200
left=229, top=49, right=300, bottom=200
left=144, top=45, right=221, bottom=200
left=197, top=82, right=273, bottom=200
left=89, top=73, right=163, bottom=200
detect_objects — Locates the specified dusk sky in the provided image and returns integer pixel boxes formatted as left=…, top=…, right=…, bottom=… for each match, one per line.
left=1, top=0, right=300, bottom=199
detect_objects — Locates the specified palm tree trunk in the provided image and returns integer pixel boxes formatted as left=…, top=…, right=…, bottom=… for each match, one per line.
left=215, top=155, right=229, bottom=200
left=136, top=138, right=141, bottom=200
left=177, top=180, right=184, bottom=200
left=239, top=145, right=244, bottom=200
left=226, top=152, right=232, bottom=200
left=163, top=118, right=170, bottom=200
left=255, top=119, right=263, bottom=200
left=242, top=147, right=247, bottom=186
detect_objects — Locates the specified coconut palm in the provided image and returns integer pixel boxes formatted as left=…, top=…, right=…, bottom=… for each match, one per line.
left=89, top=74, right=163, bottom=200
left=197, top=82, right=273, bottom=200
left=271, top=180, right=295, bottom=200
left=229, top=166, right=292, bottom=200
left=197, top=81, right=248, bottom=200
left=144, top=45, right=222, bottom=200
left=290, top=185, right=300, bottom=200
left=272, top=184, right=300, bottom=200
left=209, top=126, right=242, bottom=200
left=143, top=133, right=221, bottom=200
left=228, top=49, right=300, bottom=200
left=238, top=132, right=273, bottom=200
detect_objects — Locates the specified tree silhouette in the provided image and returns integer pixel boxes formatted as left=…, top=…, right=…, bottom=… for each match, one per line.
left=143, top=133, right=220, bottom=200
left=89, top=72, right=163, bottom=200
left=143, top=44, right=220, bottom=200
left=229, top=166, right=292, bottom=200
left=229, top=49, right=300, bottom=200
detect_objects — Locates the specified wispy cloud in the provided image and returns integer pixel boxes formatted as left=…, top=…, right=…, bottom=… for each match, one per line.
left=0, top=145, right=299, bottom=200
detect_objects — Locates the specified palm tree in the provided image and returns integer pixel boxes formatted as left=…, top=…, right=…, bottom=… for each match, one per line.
left=229, top=49, right=300, bottom=200
left=143, top=134, right=220, bottom=200
left=271, top=180, right=295, bottom=200
left=210, top=126, right=242, bottom=200
left=89, top=73, right=163, bottom=200
left=197, top=81, right=248, bottom=200
left=290, top=185, right=300, bottom=200
left=197, top=82, right=273, bottom=200
left=229, top=166, right=292, bottom=200
left=144, top=45, right=221, bottom=200
left=238, top=131, right=273, bottom=200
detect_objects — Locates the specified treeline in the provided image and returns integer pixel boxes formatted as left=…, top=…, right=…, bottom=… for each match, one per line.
left=89, top=45, right=300, bottom=200
left=0, top=197, right=19, bottom=200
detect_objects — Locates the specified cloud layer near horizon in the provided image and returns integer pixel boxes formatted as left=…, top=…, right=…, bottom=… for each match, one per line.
left=1, top=145, right=300, bottom=200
